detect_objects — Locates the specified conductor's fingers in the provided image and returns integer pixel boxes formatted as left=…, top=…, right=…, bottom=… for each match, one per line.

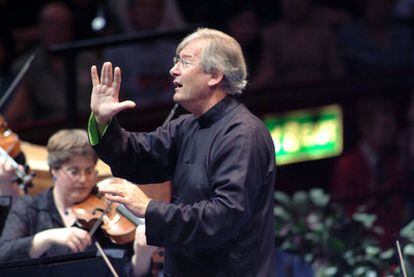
left=103, top=193, right=127, bottom=205
left=113, top=67, right=122, bottom=93
left=91, top=65, right=100, bottom=87
left=102, top=62, right=113, bottom=85
left=112, top=100, right=136, bottom=114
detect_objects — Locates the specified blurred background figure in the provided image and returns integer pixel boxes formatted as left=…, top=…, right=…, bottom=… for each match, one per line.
left=103, top=0, right=181, bottom=106
left=253, top=0, right=344, bottom=89
left=337, top=0, right=414, bottom=76
left=108, top=0, right=185, bottom=33
left=226, top=6, right=264, bottom=81
left=330, top=96, right=408, bottom=248
left=0, top=32, right=15, bottom=96
left=0, top=0, right=43, bottom=57
left=5, top=2, right=99, bottom=123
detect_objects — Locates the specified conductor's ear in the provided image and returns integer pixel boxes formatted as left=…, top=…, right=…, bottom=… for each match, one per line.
left=208, top=69, right=224, bottom=88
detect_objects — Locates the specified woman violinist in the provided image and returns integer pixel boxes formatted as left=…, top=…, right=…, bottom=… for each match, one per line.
left=0, top=129, right=134, bottom=262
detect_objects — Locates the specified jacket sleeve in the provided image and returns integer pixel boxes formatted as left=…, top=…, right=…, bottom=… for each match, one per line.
left=92, top=116, right=185, bottom=184
left=145, top=122, right=275, bottom=249
left=0, top=197, right=35, bottom=261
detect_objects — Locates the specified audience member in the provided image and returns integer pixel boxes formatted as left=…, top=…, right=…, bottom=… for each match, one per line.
left=337, top=0, right=414, bottom=76
left=330, top=96, right=407, bottom=248
left=226, top=7, right=263, bottom=80
left=0, top=0, right=43, bottom=56
left=108, top=0, right=185, bottom=33
left=0, top=32, right=15, bottom=100
left=5, top=2, right=99, bottom=123
left=103, top=0, right=178, bottom=106
left=253, top=0, right=344, bottom=89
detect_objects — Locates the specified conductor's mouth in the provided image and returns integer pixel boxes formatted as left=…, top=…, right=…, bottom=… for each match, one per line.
left=174, top=80, right=183, bottom=91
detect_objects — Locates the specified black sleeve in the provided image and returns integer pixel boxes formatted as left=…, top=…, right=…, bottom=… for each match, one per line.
left=0, top=196, right=35, bottom=261
left=93, top=117, right=185, bottom=184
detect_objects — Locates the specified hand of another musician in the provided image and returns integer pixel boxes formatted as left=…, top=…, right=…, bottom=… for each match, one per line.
left=0, top=157, right=22, bottom=199
left=98, top=178, right=151, bottom=218
left=0, top=157, right=17, bottom=185
left=90, top=62, right=136, bottom=125
left=132, top=224, right=158, bottom=277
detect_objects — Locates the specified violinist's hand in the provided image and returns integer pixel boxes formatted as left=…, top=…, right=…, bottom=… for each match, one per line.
left=98, top=178, right=151, bottom=218
left=0, top=157, right=22, bottom=201
left=0, top=156, right=17, bottom=185
left=30, top=227, right=92, bottom=258
left=90, top=62, right=136, bottom=125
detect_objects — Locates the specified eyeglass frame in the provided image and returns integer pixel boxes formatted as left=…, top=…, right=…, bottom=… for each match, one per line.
left=59, top=166, right=98, bottom=180
left=173, top=56, right=197, bottom=69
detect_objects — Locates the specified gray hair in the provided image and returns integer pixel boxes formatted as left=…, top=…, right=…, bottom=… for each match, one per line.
left=176, top=28, right=247, bottom=96
left=47, top=129, right=98, bottom=169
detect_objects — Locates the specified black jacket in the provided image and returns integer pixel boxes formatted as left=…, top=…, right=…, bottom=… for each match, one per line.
left=93, top=96, right=276, bottom=276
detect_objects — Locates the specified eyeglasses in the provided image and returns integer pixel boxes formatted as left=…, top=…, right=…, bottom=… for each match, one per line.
left=173, top=56, right=195, bottom=69
left=61, top=166, right=98, bottom=180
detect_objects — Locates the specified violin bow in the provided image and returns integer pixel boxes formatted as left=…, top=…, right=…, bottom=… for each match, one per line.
left=162, top=103, right=179, bottom=126
left=88, top=200, right=113, bottom=238
left=396, top=240, right=408, bottom=277
left=87, top=201, right=120, bottom=277
left=95, top=241, right=119, bottom=277
left=0, top=52, right=36, bottom=111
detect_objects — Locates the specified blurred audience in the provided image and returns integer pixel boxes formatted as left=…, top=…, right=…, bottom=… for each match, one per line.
left=393, top=0, right=414, bottom=23
left=0, top=0, right=43, bottom=56
left=0, top=32, right=16, bottom=104
left=330, top=96, right=407, bottom=248
left=103, top=0, right=179, bottom=106
left=337, top=0, right=414, bottom=76
left=253, top=0, right=344, bottom=89
left=226, top=7, right=263, bottom=81
left=108, top=0, right=185, bottom=33
left=5, top=2, right=99, bottom=123
left=399, top=92, right=414, bottom=183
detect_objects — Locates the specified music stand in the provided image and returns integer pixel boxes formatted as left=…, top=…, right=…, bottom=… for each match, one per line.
left=0, top=249, right=129, bottom=277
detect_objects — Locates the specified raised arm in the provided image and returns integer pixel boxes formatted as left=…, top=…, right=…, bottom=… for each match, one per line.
left=90, top=62, right=136, bottom=125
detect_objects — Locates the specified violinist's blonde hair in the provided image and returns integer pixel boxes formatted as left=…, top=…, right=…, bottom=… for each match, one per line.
left=47, top=129, right=97, bottom=169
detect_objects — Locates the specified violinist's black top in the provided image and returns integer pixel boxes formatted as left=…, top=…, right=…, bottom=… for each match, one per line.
left=0, top=187, right=131, bottom=262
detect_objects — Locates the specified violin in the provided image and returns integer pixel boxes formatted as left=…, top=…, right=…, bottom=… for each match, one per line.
left=0, top=115, right=33, bottom=193
left=71, top=178, right=137, bottom=245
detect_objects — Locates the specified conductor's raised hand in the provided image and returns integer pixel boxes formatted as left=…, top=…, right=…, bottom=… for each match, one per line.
left=90, top=62, right=136, bottom=125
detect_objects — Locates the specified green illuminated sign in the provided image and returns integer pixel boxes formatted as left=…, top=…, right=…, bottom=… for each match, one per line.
left=263, top=105, right=343, bottom=165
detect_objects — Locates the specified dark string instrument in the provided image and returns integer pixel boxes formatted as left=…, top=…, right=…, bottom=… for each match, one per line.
left=71, top=178, right=137, bottom=245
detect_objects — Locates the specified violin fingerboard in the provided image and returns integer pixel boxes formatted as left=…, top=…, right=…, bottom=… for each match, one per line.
left=115, top=204, right=145, bottom=226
